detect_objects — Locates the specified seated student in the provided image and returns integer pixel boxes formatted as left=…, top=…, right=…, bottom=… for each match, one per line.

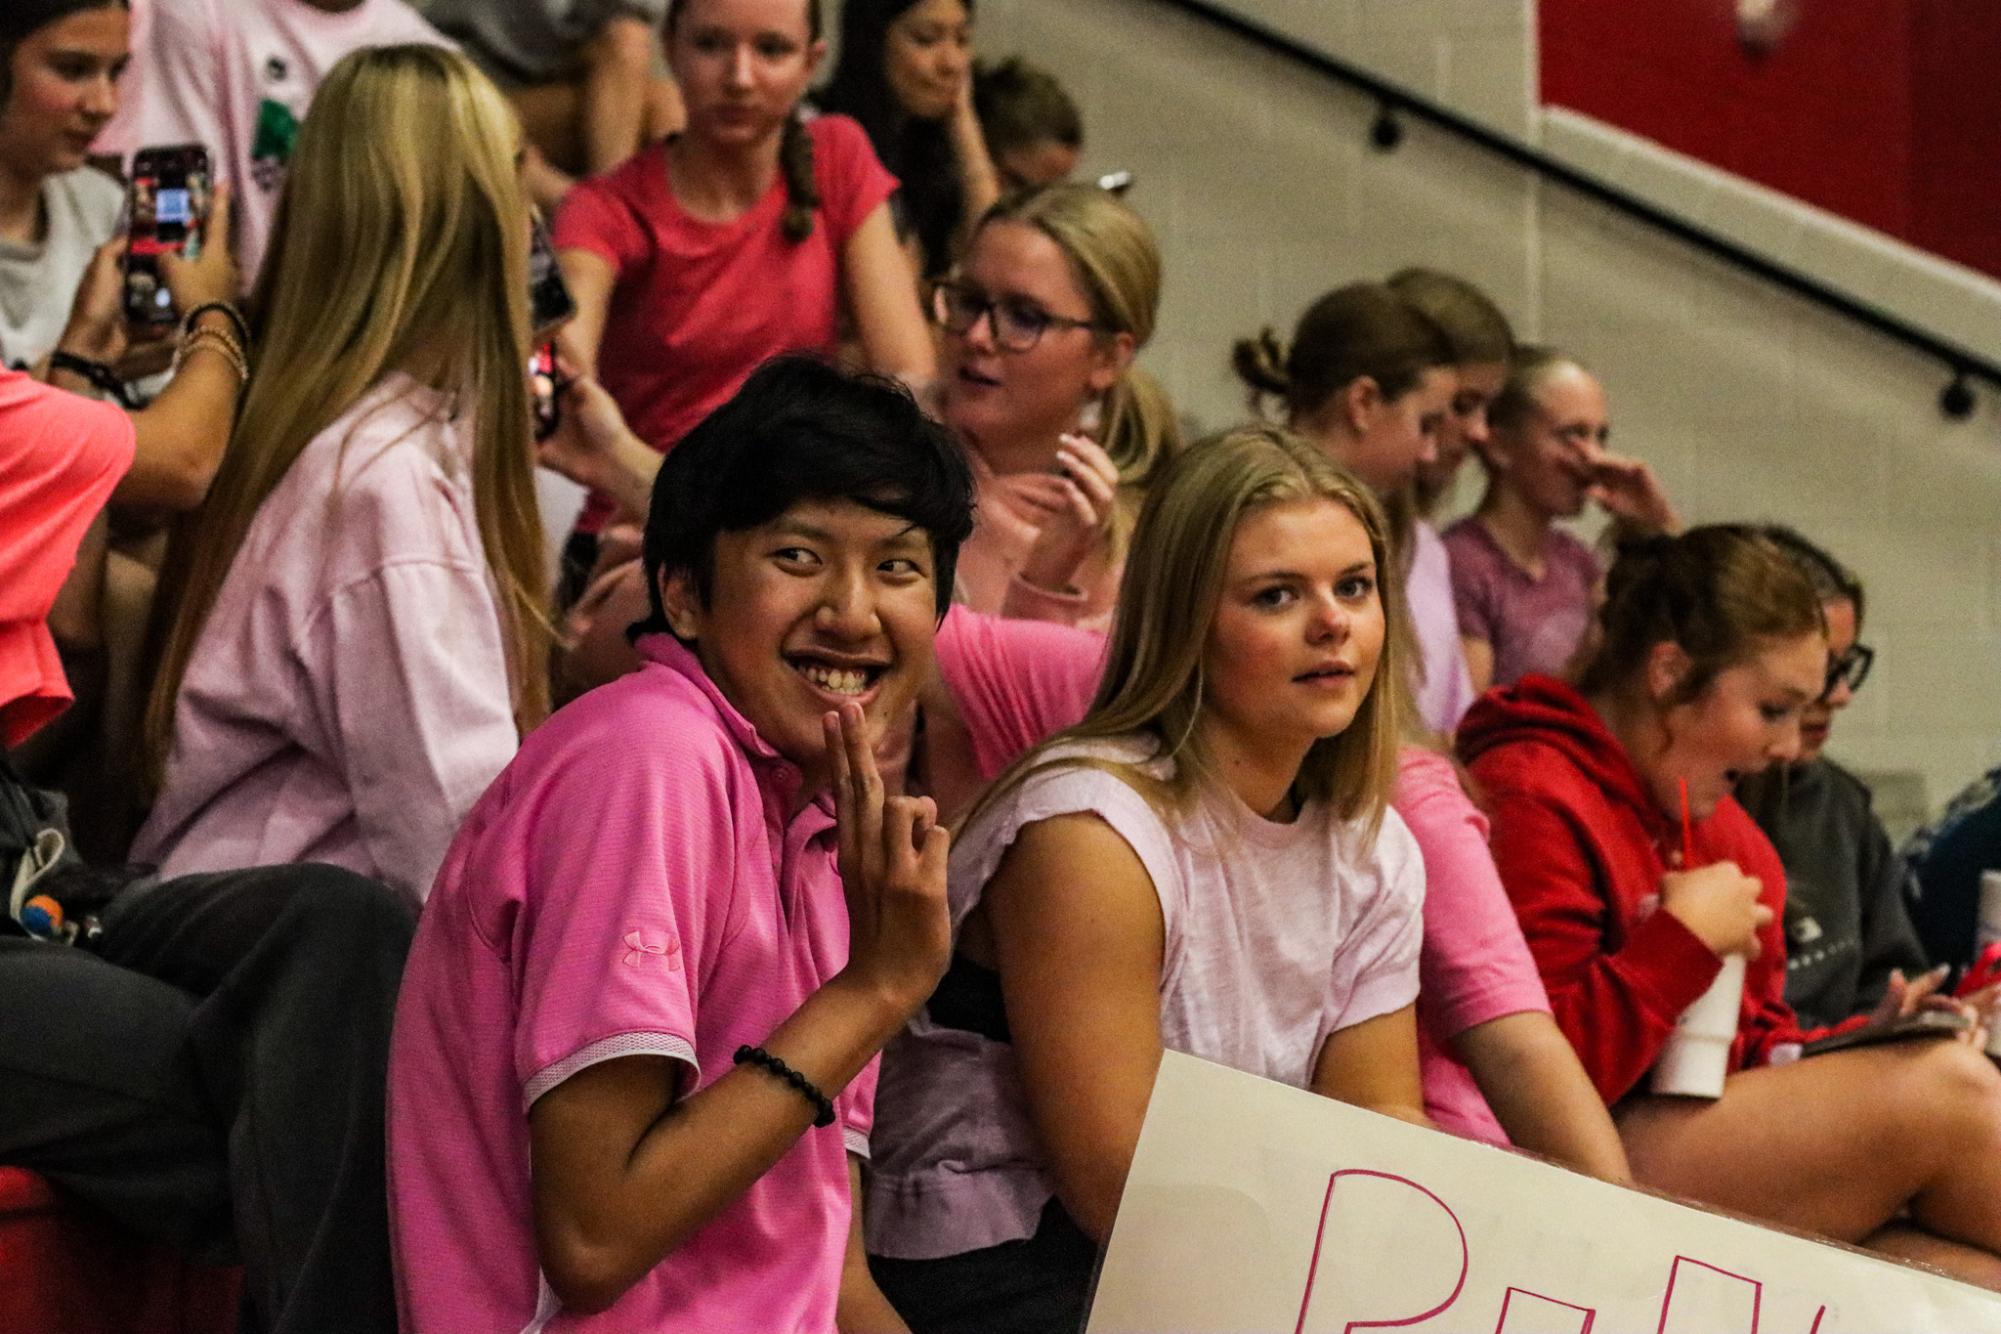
left=1460, top=526, right=2001, bottom=1286
left=940, top=184, right=1177, bottom=629
left=99, top=0, right=448, bottom=292
left=816, top=0, right=999, bottom=281
left=553, top=0, right=933, bottom=543
left=1905, top=768, right=2001, bottom=974
left=973, top=56, right=1082, bottom=193
left=421, top=0, right=683, bottom=207
left=1387, top=267, right=1514, bottom=520
left=1444, top=348, right=1678, bottom=692
left=0, top=0, right=126, bottom=372
left=135, top=46, right=548, bottom=901
left=1736, top=526, right=1929, bottom=1027
left=0, top=341, right=415, bottom=1334
left=867, top=426, right=1431, bottom=1333
left=387, top=356, right=973, bottom=1332
left=1232, top=284, right=1468, bottom=733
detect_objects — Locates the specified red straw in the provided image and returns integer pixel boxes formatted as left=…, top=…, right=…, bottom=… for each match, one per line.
left=1678, top=777, right=1695, bottom=867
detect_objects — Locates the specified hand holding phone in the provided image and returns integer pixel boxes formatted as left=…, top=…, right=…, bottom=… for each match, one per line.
left=124, top=145, right=214, bottom=327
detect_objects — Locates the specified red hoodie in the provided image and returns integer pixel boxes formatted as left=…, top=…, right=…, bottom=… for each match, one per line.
left=1457, top=675, right=1824, bottom=1105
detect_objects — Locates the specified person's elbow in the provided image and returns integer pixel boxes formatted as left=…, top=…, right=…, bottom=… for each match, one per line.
left=537, top=1222, right=645, bottom=1316
left=125, top=432, right=224, bottom=512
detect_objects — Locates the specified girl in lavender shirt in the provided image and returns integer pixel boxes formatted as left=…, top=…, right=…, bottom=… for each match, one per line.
left=1443, top=347, right=1680, bottom=693
left=867, top=426, right=1432, bottom=1333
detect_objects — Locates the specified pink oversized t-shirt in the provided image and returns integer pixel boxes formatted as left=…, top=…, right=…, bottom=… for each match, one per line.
left=387, top=634, right=873, bottom=1334
left=132, top=375, right=517, bottom=902
left=1395, top=746, right=1553, bottom=1144
left=553, top=114, right=896, bottom=531
left=100, top=0, right=449, bottom=290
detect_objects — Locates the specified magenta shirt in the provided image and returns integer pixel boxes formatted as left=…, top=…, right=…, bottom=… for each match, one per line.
left=1395, top=747, right=1554, bottom=1144
left=133, top=376, right=517, bottom=901
left=387, top=635, right=872, bottom=1333
left=1443, top=518, right=1601, bottom=688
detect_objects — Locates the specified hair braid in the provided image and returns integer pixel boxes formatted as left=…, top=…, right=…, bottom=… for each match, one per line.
left=778, top=113, right=819, bottom=243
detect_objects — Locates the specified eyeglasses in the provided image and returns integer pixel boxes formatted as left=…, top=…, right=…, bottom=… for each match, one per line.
left=1824, top=642, right=1874, bottom=698
left=930, top=279, right=1102, bottom=353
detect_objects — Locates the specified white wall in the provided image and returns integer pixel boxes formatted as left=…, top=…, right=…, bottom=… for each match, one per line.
left=974, top=0, right=2001, bottom=821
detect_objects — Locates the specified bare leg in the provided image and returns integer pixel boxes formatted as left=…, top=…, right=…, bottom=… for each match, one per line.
left=1616, top=1040, right=2001, bottom=1288
left=1867, top=1224, right=2001, bottom=1290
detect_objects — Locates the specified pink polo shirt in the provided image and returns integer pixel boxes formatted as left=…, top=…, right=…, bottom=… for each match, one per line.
left=1395, top=746, right=1553, bottom=1144
left=387, top=634, right=872, bottom=1334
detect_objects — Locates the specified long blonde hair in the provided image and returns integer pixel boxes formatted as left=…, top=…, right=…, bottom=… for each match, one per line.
left=968, top=424, right=1404, bottom=840
left=979, top=185, right=1180, bottom=541
left=144, top=45, right=549, bottom=785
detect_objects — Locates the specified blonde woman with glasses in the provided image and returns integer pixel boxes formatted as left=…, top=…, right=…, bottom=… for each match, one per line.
left=866, top=426, right=1431, bottom=1332
left=137, top=45, right=549, bottom=902
left=933, top=183, right=1180, bottom=630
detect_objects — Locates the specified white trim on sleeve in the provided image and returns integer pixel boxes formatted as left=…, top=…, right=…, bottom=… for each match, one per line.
left=522, top=1032, right=699, bottom=1111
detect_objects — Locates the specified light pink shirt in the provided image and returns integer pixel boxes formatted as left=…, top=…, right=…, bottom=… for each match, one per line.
left=133, top=375, right=517, bottom=901
left=953, top=449, right=1123, bottom=632
left=387, top=635, right=871, bottom=1334
left=1407, top=519, right=1477, bottom=734
left=1395, top=747, right=1554, bottom=1144
left=100, top=0, right=448, bottom=289
left=868, top=737, right=1425, bottom=1259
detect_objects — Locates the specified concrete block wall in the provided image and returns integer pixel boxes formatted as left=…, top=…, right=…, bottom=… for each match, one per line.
left=975, top=0, right=2001, bottom=817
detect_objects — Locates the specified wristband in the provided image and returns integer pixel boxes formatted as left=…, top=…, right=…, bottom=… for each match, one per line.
left=48, top=351, right=138, bottom=408
left=733, top=1044, right=835, bottom=1127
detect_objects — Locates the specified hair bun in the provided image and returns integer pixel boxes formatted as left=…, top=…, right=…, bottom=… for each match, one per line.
left=1230, top=327, right=1292, bottom=401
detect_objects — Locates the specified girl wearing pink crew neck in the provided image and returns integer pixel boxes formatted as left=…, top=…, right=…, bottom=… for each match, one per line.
left=388, top=357, right=975, bottom=1332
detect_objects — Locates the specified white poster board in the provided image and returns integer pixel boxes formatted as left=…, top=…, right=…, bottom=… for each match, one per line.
left=1087, top=1052, right=2001, bottom=1333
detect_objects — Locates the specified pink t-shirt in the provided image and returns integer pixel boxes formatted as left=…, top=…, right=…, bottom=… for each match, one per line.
left=1443, top=518, right=1601, bottom=688
left=869, top=737, right=1425, bottom=1259
left=931, top=605, right=1103, bottom=782
left=99, top=0, right=449, bottom=289
left=0, top=371, right=134, bottom=747
left=1395, top=746, right=1553, bottom=1144
left=952, top=448, right=1123, bottom=631
left=132, top=375, right=517, bottom=901
left=553, top=115, right=896, bottom=530
left=387, top=634, right=872, bottom=1334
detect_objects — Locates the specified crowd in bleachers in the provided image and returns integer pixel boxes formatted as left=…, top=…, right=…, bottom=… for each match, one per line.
left=6, top=0, right=2001, bottom=1330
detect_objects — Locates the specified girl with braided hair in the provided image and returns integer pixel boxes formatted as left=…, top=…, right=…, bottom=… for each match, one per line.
left=552, top=0, right=934, bottom=541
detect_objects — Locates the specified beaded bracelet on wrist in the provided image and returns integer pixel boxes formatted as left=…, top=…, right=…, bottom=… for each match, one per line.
left=732, top=1044, right=836, bottom=1127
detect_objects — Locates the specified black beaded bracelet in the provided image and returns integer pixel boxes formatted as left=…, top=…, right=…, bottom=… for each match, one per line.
left=182, top=300, right=249, bottom=347
left=733, top=1045, right=835, bottom=1127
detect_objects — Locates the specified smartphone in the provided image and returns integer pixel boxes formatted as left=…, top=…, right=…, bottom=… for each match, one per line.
left=1096, top=170, right=1135, bottom=197
left=530, top=342, right=566, bottom=441
left=124, top=144, right=212, bottom=327
left=1800, top=1007, right=1973, bottom=1059
left=530, top=215, right=575, bottom=338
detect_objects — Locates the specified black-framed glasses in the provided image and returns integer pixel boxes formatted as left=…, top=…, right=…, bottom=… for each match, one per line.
left=1824, top=642, right=1874, bottom=698
left=930, top=279, right=1101, bottom=353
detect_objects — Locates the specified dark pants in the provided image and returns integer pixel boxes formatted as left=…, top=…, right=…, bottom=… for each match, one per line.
left=0, top=863, right=415, bottom=1334
left=870, top=1199, right=1101, bottom=1334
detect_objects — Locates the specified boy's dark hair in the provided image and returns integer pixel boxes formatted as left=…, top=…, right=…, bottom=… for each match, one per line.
left=639, top=356, right=976, bottom=636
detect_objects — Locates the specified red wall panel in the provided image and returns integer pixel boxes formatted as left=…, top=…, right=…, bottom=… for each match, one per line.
left=1539, top=0, right=2001, bottom=281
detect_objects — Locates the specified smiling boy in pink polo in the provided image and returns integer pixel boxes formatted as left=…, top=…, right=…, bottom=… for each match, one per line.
left=386, top=357, right=974, bottom=1333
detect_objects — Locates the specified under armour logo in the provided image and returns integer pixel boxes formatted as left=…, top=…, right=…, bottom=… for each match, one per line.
left=622, top=930, right=681, bottom=969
